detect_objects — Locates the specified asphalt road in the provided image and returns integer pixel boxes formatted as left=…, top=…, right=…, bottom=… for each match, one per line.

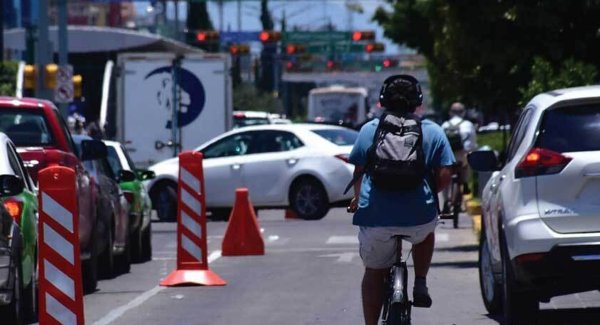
left=76, top=208, right=600, bottom=325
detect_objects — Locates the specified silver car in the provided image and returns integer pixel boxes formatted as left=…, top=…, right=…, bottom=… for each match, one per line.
left=469, top=85, right=600, bottom=324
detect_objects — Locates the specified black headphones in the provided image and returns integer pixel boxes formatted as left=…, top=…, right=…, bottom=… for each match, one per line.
left=379, top=74, right=423, bottom=109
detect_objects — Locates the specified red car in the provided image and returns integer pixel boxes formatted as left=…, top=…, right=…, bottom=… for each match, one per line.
left=0, top=97, right=104, bottom=293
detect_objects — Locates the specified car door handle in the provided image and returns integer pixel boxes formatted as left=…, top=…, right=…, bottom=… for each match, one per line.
left=286, top=158, right=298, bottom=166
left=231, top=163, right=242, bottom=170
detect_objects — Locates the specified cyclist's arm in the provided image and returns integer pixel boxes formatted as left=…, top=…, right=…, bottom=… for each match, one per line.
left=353, top=166, right=364, bottom=199
left=435, top=166, right=453, bottom=192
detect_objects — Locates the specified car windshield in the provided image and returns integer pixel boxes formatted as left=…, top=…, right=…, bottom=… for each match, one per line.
left=537, top=104, right=600, bottom=152
left=0, top=109, right=54, bottom=146
left=311, top=128, right=358, bottom=146
left=233, top=117, right=270, bottom=128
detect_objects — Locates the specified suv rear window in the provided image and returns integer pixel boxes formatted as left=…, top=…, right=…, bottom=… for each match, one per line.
left=311, top=128, right=358, bottom=146
left=0, top=110, right=54, bottom=146
left=538, top=104, right=600, bottom=153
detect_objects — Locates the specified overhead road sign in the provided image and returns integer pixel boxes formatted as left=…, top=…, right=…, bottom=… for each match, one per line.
left=220, top=31, right=261, bottom=44
left=284, top=31, right=352, bottom=44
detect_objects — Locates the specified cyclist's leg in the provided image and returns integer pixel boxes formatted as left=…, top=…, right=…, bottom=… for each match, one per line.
left=358, top=227, right=399, bottom=325
left=407, top=219, right=437, bottom=308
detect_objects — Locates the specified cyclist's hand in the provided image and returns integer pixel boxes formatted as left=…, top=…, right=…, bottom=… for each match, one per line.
left=347, top=197, right=358, bottom=213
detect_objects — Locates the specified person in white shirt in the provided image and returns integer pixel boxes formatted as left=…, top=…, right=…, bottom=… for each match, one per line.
left=441, top=102, right=478, bottom=201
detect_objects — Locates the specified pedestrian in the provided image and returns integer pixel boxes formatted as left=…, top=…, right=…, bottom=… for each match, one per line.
left=347, top=74, right=455, bottom=325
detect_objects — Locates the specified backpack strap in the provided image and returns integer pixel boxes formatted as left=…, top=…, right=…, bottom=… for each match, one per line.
left=343, top=114, right=387, bottom=195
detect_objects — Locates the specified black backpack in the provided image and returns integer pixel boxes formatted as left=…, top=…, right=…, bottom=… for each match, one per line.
left=345, top=112, right=427, bottom=193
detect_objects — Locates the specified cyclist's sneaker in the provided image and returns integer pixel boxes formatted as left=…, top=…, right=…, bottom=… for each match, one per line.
left=413, top=282, right=432, bottom=308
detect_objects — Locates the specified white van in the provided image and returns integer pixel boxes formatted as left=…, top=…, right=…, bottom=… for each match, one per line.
left=307, top=86, right=369, bottom=129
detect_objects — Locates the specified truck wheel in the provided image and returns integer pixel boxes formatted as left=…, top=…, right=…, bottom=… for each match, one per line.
left=290, top=178, right=329, bottom=220
left=98, top=219, right=115, bottom=279
left=140, top=221, right=152, bottom=262
left=130, top=223, right=143, bottom=263
left=152, top=182, right=177, bottom=222
left=82, top=238, right=98, bottom=294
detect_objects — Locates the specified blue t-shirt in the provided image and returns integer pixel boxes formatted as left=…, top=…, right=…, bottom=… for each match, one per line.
left=349, top=118, right=455, bottom=227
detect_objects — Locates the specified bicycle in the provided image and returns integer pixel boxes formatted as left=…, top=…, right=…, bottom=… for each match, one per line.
left=381, top=235, right=413, bottom=325
left=441, top=163, right=462, bottom=229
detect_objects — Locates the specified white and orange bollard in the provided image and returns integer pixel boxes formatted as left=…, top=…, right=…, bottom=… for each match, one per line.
left=38, top=166, right=85, bottom=324
left=160, top=151, right=226, bottom=287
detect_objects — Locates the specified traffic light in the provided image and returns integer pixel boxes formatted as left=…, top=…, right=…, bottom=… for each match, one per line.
left=23, top=65, right=36, bottom=90
left=44, top=64, right=58, bottom=89
left=229, top=44, right=250, bottom=56
left=73, top=75, right=82, bottom=98
left=352, top=30, right=375, bottom=42
left=286, top=61, right=297, bottom=72
left=383, top=58, right=398, bottom=69
left=286, top=44, right=306, bottom=55
left=196, top=30, right=219, bottom=43
left=365, top=42, right=385, bottom=53
left=259, top=31, right=281, bottom=43
left=326, top=60, right=338, bottom=71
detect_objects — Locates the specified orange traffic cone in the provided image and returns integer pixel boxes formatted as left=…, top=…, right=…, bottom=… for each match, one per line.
left=222, top=188, right=265, bottom=256
left=285, top=208, right=299, bottom=220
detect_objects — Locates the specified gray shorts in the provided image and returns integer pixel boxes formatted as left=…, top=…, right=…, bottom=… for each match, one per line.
left=358, top=218, right=438, bottom=269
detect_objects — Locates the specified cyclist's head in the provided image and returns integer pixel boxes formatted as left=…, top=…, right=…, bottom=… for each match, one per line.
left=449, top=102, right=466, bottom=118
left=379, top=74, right=423, bottom=114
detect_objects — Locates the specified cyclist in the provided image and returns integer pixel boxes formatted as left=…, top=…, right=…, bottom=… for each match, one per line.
left=441, top=102, right=478, bottom=205
left=348, top=75, right=455, bottom=325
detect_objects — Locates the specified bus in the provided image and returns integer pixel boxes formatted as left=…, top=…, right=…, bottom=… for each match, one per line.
left=307, top=85, right=369, bottom=129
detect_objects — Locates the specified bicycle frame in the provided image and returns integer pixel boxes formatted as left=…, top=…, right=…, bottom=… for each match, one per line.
left=382, top=236, right=412, bottom=325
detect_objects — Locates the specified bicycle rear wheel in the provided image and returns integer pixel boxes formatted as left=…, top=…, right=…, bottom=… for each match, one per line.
left=383, top=264, right=411, bottom=324
left=385, top=302, right=411, bottom=324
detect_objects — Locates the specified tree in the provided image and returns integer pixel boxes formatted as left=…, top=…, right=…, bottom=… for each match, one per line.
left=373, top=1, right=600, bottom=116
left=186, top=1, right=217, bottom=51
left=258, top=0, right=276, bottom=93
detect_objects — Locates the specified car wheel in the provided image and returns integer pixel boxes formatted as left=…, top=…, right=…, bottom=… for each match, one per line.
left=152, top=182, right=177, bottom=222
left=130, top=222, right=143, bottom=263
left=140, top=221, right=152, bottom=262
left=98, top=219, right=115, bottom=279
left=209, top=208, right=231, bottom=222
left=290, top=178, right=329, bottom=220
left=22, top=249, right=38, bottom=323
left=501, top=232, right=539, bottom=324
left=115, top=234, right=131, bottom=275
left=479, top=229, right=502, bottom=314
left=0, top=243, right=24, bottom=324
left=82, top=236, right=98, bottom=294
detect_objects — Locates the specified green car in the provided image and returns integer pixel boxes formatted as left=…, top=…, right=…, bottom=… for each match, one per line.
left=104, top=140, right=155, bottom=262
left=0, top=134, right=39, bottom=325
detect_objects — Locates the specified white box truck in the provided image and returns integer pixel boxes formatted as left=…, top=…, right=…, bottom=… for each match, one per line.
left=114, top=53, right=232, bottom=167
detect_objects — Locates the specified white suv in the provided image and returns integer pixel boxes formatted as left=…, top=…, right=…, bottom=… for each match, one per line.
left=469, top=86, right=600, bottom=324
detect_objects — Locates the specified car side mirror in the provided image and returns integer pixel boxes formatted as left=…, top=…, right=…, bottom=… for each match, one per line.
left=468, top=150, right=499, bottom=172
left=0, top=175, right=24, bottom=197
left=118, top=170, right=137, bottom=182
left=81, top=140, right=107, bottom=161
left=137, top=170, right=155, bottom=181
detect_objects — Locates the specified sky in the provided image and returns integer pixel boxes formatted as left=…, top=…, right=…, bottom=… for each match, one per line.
left=134, top=0, right=404, bottom=53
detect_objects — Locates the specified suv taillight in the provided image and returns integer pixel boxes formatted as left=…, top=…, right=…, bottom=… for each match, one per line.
left=515, top=148, right=572, bottom=178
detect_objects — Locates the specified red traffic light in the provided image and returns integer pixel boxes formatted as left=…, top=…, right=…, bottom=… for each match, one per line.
left=326, top=60, right=336, bottom=70
left=229, top=44, right=250, bottom=55
left=286, top=44, right=305, bottom=55
left=196, top=30, right=219, bottom=42
left=383, top=59, right=392, bottom=68
left=365, top=42, right=385, bottom=53
left=352, top=30, right=375, bottom=42
left=286, top=61, right=296, bottom=71
left=259, top=31, right=281, bottom=43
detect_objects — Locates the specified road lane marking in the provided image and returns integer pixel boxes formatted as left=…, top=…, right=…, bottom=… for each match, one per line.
left=267, top=235, right=279, bottom=243
left=326, top=236, right=358, bottom=245
left=92, top=251, right=222, bottom=325
left=436, top=233, right=450, bottom=242
left=318, top=252, right=359, bottom=263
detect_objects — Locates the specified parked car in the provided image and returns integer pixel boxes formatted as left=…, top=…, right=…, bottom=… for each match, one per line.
left=147, top=124, right=357, bottom=221
left=73, top=135, right=131, bottom=277
left=0, top=97, right=102, bottom=292
left=0, top=133, right=38, bottom=324
left=104, top=140, right=154, bottom=262
left=233, top=111, right=273, bottom=128
left=469, top=85, right=600, bottom=324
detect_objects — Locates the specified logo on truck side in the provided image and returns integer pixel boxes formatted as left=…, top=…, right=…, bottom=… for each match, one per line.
left=145, top=66, right=206, bottom=129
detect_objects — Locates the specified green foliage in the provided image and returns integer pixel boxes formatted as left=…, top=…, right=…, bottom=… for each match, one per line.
left=233, top=82, right=282, bottom=113
left=0, top=61, right=18, bottom=97
left=478, top=131, right=507, bottom=153
left=186, top=2, right=213, bottom=31
left=373, top=1, right=600, bottom=115
left=519, top=57, right=598, bottom=106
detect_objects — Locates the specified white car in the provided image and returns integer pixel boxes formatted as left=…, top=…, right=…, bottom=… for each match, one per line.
left=146, top=124, right=356, bottom=221
left=469, top=85, right=600, bottom=324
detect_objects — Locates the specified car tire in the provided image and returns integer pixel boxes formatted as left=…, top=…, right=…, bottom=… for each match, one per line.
left=140, top=221, right=152, bottom=262
left=289, top=177, right=329, bottom=220
left=130, top=222, right=143, bottom=263
left=501, top=232, right=539, bottom=324
left=152, top=182, right=177, bottom=222
left=22, top=249, right=38, bottom=323
left=115, top=236, right=131, bottom=275
left=209, top=208, right=231, bottom=222
left=98, top=219, right=115, bottom=279
left=0, top=240, right=24, bottom=325
left=82, top=232, right=98, bottom=294
left=479, top=228, right=502, bottom=314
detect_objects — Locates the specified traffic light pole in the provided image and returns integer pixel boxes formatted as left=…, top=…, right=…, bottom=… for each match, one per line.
left=35, top=0, right=52, bottom=101
left=58, top=0, right=69, bottom=118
